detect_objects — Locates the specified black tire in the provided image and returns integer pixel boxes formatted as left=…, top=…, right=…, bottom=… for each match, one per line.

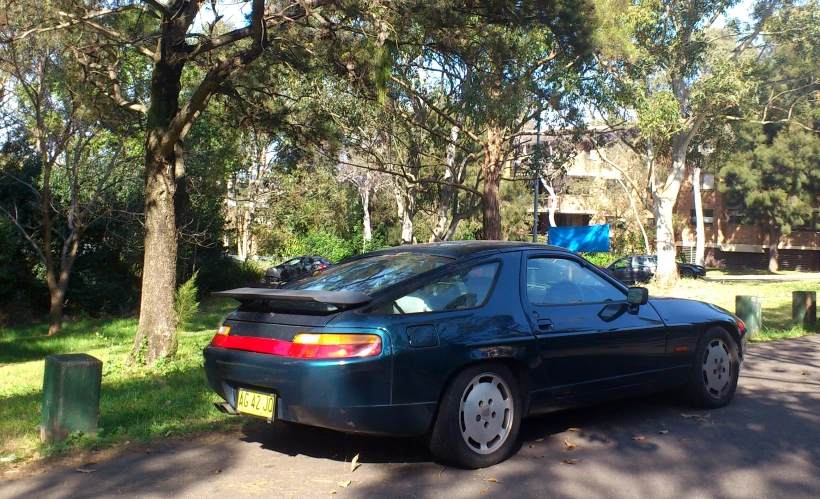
left=428, top=363, right=521, bottom=469
left=681, top=268, right=695, bottom=279
left=684, top=327, right=740, bottom=408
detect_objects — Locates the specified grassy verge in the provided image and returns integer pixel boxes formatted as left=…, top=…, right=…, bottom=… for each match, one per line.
left=0, top=298, right=240, bottom=467
left=647, top=278, right=820, bottom=342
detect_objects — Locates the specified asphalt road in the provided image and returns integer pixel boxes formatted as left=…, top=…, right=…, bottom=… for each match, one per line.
left=2, top=335, right=819, bottom=499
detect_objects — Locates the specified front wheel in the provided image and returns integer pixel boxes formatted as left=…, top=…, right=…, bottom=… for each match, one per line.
left=684, top=327, right=740, bottom=408
left=428, top=363, right=521, bottom=469
left=681, top=268, right=695, bottom=278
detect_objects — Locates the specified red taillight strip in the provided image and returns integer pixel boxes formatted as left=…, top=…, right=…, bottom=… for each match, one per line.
left=209, top=334, right=382, bottom=359
left=209, top=334, right=293, bottom=356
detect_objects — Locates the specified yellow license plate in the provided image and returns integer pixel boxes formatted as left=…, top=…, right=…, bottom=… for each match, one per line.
left=236, top=389, right=276, bottom=419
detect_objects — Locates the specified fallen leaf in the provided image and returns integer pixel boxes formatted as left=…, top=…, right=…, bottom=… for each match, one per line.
left=479, top=487, right=490, bottom=494
left=528, top=445, right=535, bottom=448
left=439, top=467, right=446, bottom=478
left=350, top=454, right=360, bottom=472
left=681, top=413, right=703, bottom=422
left=338, top=480, right=351, bottom=488
left=164, top=430, right=173, bottom=437
left=214, top=469, right=221, bottom=474
left=658, top=430, right=669, bottom=435
left=567, top=427, right=581, bottom=432
left=564, top=439, right=577, bottom=450
left=800, top=371, right=806, bottom=376
left=76, top=468, right=97, bottom=473
left=535, top=438, right=544, bottom=442
left=560, top=459, right=580, bottom=465
left=330, top=491, right=337, bottom=495
left=485, top=478, right=500, bottom=483
left=605, top=438, right=611, bottom=444
left=632, top=436, right=646, bottom=441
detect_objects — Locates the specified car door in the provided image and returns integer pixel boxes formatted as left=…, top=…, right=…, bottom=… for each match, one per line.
left=521, top=252, right=667, bottom=398
left=634, top=256, right=655, bottom=283
left=607, top=257, right=633, bottom=284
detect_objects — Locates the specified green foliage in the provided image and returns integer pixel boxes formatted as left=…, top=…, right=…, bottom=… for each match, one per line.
left=281, top=231, right=359, bottom=264
left=582, top=252, right=619, bottom=267
left=719, top=127, right=820, bottom=236
left=173, top=271, right=200, bottom=331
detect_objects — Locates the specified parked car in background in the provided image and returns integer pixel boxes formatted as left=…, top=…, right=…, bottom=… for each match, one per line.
left=603, top=255, right=706, bottom=284
left=206, top=242, right=744, bottom=469
left=261, top=256, right=331, bottom=287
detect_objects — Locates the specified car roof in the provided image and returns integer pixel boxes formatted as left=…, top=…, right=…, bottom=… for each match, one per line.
left=359, top=241, right=575, bottom=261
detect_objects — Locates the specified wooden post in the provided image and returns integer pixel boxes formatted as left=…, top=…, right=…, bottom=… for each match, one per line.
left=792, top=291, right=817, bottom=327
left=40, top=354, right=103, bottom=444
left=736, top=295, right=762, bottom=340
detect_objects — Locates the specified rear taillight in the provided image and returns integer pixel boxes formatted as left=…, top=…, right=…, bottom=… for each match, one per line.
left=289, top=333, right=382, bottom=359
left=736, top=317, right=747, bottom=334
left=209, top=330, right=382, bottom=359
left=316, top=263, right=327, bottom=269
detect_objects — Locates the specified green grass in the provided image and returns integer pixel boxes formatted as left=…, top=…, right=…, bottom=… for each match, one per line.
left=647, top=278, right=820, bottom=341
left=0, top=298, right=240, bottom=466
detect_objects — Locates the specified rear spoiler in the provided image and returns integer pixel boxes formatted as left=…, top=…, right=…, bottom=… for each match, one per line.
left=212, top=287, right=372, bottom=308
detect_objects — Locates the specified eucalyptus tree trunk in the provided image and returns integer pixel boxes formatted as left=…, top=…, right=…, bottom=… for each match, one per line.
left=482, top=125, right=504, bottom=240
left=362, top=188, right=372, bottom=245
left=693, top=166, right=706, bottom=266
left=130, top=56, right=184, bottom=363
left=431, top=124, right=460, bottom=241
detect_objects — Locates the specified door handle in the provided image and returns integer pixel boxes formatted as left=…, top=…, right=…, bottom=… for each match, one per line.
left=537, top=319, right=553, bottom=331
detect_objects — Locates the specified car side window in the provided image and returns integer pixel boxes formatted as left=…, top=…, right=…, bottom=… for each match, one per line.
left=368, top=262, right=500, bottom=315
left=611, top=258, right=629, bottom=269
left=527, top=257, right=626, bottom=306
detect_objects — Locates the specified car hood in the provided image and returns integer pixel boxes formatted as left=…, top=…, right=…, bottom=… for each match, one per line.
left=648, top=297, right=737, bottom=326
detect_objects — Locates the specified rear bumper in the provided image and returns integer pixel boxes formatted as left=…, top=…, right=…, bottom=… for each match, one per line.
left=203, top=346, right=436, bottom=437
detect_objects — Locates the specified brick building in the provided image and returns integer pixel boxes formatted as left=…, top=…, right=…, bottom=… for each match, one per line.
left=676, top=174, right=820, bottom=271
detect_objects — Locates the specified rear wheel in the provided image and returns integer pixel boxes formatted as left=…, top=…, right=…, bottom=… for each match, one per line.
left=685, top=327, right=739, bottom=408
left=428, top=363, right=521, bottom=469
left=681, top=268, right=695, bottom=279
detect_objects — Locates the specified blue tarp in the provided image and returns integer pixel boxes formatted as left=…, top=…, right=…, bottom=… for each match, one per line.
left=547, top=224, right=610, bottom=252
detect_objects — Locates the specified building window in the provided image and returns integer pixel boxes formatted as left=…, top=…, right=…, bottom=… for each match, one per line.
left=690, top=209, right=714, bottom=225
left=727, top=209, right=744, bottom=225
left=700, top=173, right=715, bottom=190
left=794, top=212, right=817, bottom=232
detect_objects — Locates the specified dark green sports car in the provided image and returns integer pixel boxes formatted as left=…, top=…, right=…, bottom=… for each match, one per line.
left=203, top=242, right=746, bottom=468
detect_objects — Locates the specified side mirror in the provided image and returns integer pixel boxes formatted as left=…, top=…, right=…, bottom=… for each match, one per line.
left=627, top=287, right=648, bottom=306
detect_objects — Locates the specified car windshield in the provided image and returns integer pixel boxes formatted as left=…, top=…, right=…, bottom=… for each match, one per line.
left=290, top=253, right=453, bottom=295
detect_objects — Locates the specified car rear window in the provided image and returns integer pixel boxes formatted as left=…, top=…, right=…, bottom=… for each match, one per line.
left=290, top=253, right=453, bottom=295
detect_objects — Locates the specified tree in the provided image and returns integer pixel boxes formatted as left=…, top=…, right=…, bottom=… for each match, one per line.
left=589, top=0, right=777, bottom=284
left=716, top=0, right=820, bottom=270
left=3, top=0, right=341, bottom=362
left=720, top=128, right=820, bottom=270
left=0, top=29, right=134, bottom=335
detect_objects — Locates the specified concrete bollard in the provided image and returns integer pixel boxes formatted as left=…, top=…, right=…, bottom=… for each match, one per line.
left=736, top=295, right=762, bottom=340
left=40, top=354, right=103, bottom=444
left=792, top=291, right=817, bottom=327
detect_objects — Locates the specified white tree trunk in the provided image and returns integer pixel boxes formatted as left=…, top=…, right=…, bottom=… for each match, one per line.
left=395, top=183, right=414, bottom=244
left=654, top=193, right=679, bottom=285
left=693, top=167, right=705, bottom=266
left=362, top=189, right=372, bottom=245
left=431, top=124, right=459, bottom=241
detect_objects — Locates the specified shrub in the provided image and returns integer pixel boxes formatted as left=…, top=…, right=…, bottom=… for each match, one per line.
left=173, top=271, right=200, bottom=330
